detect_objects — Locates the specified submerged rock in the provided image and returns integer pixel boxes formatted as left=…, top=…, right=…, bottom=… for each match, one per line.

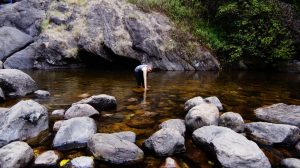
left=281, top=158, right=300, bottom=168
left=70, top=156, right=94, bottom=168
left=112, top=131, right=136, bottom=143
left=0, top=26, right=33, bottom=61
left=53, top=117, right=97, bottom=150
left=185, top=103, right=219, bottom=132
left=143, top=128, right=186, bottom=156
left=204, top=96, right=223, bottom=111
left=255, top=103, right=300, bottom=127
left=126, top=115, right=156, bottom=129
left=0, top=69, right=38, bottom=97
left=51, top=109, right=65, bottom=119
left=88, top=133, right=143, bottom=165
left=219, top=112, right=244, bottom=132
left=0, top=100, right=48, bottom=147
left=74, top=94, right=117, bottom=111
left=184, top=96, right=205, bottom=112
left=160, top=157, right=180, bottom=168
left=34, top=90, right=50, bottom=98
left=245, top=122, right=300, bottom=146
left=34, top=150, right=61, bottom=167
left=159, top=119, right=186, bottom=136
left=192, top=126, right=271, bottom=168
left=64, top=104, right=99, bottom=119
left=0, top=141, right=34, bottom=168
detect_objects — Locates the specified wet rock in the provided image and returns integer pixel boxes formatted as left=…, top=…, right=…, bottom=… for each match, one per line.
left=34, top=150, right=61, bottom=167
left=281, top=158, right=300, bottom=168
left=0, top=26, right=33, bottom=61
left=64, top=104, right=99, bottom=119
left=192, top=126, right=271, bottom=168
left=74, top=94, right=117, bottom=111
left=0, top=69, right=38, bottom=97
left=295, top=142, right=300, bottom=151
left=34, top=90, right=50, bottom=98
left=127, top=98, right=138, bottom=103
left=245, top=122, right=300, bottom=146
left=255, top=103, right=300, bottom=127
left=88, top=133, right=144, bottom=165
left=53, top=117, right=97, bottom=150
left=0, top=141, right=34, bottom=168
left=51, top=109, right=65, bottom=119
left=184, top=96, right=205, bottom=112
left=112, top=131, right=136, bottom=143
left=159, top=119, right=186, bottom=136
left=219, top=112, right=244, bottom=132
left=185, top=103, right=219, bottom=132
left=143, top=128, right=186, bottom=156
left=160, top=157, right=180, bottom=168
left=3, top=43, right=36, bottom=69
left=53, top=120, right=64, bottom=132
left=0, top=87, right=6, bottom=102
left=0, top=100, right=48, bottom=147
left=204, top=96, right=223, bottom=111
left=70, top=156, right=94, bottom=168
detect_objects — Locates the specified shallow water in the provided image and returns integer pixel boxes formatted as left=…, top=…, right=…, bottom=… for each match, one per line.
left=2, top=69, right=300, bottom=167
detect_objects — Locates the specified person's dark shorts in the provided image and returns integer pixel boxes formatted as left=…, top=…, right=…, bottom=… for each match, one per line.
left=135, top=70, right=144, bottom=87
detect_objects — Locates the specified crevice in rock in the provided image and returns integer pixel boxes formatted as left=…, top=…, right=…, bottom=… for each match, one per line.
left=78, top=47, right=140, bottom=70
left=2, top=41, right=34, bottom=63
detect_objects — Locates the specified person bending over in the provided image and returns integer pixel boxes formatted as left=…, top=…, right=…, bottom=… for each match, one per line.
left=134, top=64, right=152, bottom=90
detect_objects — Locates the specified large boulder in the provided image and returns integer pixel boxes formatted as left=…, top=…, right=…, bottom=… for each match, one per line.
left=143, top=128, right=186, bottom=156
left=185, top=103, right=219, bottom=132
left=3, top=43, right=36, bottom=69
left=0, top=141, right=34, bottom=168
left=34, top=150, right=61, bottom=167
left=159, top=119, right=186, bottom=136
left=255, top=103, right=300, bottom=127
left=53, top=117, right=97, bottom=150
left=64, top=104, right=100, bottom=119
left=192, top=126, right=271, bottom=168
left=245, top=122, right=300, bottom=146
left=74, top=94, right=117, bottom=111
left=219, top=112, right=244, bottom=133
left=0, top=69, right=38, bottom=97
left=0, top=100, right=48, bottom=147
left=111, top=131, right=136, bottom=143
left=184, top=96, right=205, bottom=112
left=0, top=26, right=33, bottom=61
left=281, top=158, right=300, bottom=168
left=204, top=96, right=223, bottom=111
left=87, top=133, right=144, bottom=165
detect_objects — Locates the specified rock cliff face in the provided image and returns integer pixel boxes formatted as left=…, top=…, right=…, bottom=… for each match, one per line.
left=0, top=0, right=220, bottom=70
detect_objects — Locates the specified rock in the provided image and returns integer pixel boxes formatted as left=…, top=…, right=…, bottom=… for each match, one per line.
left=255, top=103, right=300, bottom=127
left=0, top=87, right=6, bottom=102
left=51, top=109, right=65, bottom=119
left=0, top=141, right=34, bottom=168
left=0, top=61, right=3, bottom=69
left=160, top=157, right=180, bottom=168
left=53, top=120, right=64, bottom=132
left=184, top=96, right=205, bottom=112
left=34, top=90, right=50, bottom=98
left=185, top=103, right=219, bottom=132
left=278, top=60, right=300, bottom=73
left=159, top=119, right=186, bottom=136
left=112, top=131, right=136, bottom=143
left=64, top=104, right=100, bottom=119
left=295, top=142, right=300, bottom=151
left=70, top=156, right=94, bottom=168
left=74, top=94, right=117, bottom=111
left=0, top=69, right=38, bottom=97
left=3, top=43, right=36, bottom=69
left=281, top=158, right=300, bottom=168
left=0, top=26, right=33, bottom=61
left=0, top=100, right=48, bottom=147
left=127, top=98, right=138, bottom=102
left=245, top=122, right=300, bottom=146
left=34, top=150, right=61, bottom=167
left=204, top=96, right=223, bottom=111
left=87, top=133, right=144, bottom=165
left=0, top=0, right=49, bottom=37
left=53, top=117, right=97, bottom=150
left=143, top=128, right=186, bottom=156
left=219, top=112, right=244, bottom=132
left=192, top=126, right=271, bottom=168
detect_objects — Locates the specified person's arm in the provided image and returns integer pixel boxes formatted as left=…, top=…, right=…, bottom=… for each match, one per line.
left=142, top=67, right=147, bottom=89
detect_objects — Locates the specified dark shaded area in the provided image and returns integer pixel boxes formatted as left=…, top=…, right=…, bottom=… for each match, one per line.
left=78, top=48, right=140, bottom=70
left=0, top=0, right=16, bottom=5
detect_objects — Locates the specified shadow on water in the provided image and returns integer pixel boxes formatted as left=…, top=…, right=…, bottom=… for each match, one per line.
left=1, top=69, right=300, bottom=167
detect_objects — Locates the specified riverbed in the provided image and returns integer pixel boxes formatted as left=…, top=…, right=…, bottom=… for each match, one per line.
left=2, top=69, right=300, bottom=167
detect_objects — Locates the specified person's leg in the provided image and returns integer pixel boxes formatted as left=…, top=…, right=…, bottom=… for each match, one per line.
left=139, top=71, right=144, bottom=88
left=135, top=71, right=142, bottom=87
